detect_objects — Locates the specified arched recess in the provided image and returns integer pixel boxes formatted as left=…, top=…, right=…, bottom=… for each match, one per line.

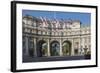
left=28, top=37, right=34, bottom=57
left=62, top=41, right=72, bottom=56
left=50, top=41, right=60, bottom=56
left=37, top=40, right=47, bottom=57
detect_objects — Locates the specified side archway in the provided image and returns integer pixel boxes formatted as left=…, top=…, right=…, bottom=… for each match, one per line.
left=37, top=40, right=47, bottom=57
left=50, top=41, right=60, bottom=56
left=62, top=41, right=72, bottom=56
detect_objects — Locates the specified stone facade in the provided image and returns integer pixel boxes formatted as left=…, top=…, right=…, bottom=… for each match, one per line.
left=22, top=15, right=91, bottom=57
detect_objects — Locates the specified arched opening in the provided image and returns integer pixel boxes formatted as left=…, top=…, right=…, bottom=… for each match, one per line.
left=62, top=41, right=71, bottom=56
left=28, top=38, right=34, bottom=57
left=50, top=41, right=60, bottom=56
left=37, top=40, right=47, bottom=57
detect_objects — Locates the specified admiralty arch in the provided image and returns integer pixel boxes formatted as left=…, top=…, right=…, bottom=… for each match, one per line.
left=22, top=15, right=91, bottom=57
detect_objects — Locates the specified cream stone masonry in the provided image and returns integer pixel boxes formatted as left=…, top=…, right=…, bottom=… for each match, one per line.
left=22, top=16, right=91, bottom=57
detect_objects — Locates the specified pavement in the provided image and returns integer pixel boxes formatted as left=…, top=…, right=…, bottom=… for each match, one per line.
left=23, top=55, right=91, bottom=63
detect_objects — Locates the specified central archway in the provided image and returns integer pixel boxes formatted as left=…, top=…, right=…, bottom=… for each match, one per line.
left=62, top=41, right=72, bottom=56
left=50, top=41, right=60, bottom=56
left=37, top=40, right=47, bottom=57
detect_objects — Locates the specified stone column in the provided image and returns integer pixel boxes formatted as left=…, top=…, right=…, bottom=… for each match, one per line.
left=79, top=37, right=83, bottom=55
left=71, top=38, right=74, bottom=56
left=25, top=36, right=29, bottom=56
left=83, top=37, right=86, bottom=55
left=34, top=38, right=37, bottom=57
left=47, top=39, right=50, bottom=56
left=78, top=38, right=81, bottom=55
left=60, top=39, right=63, bottom=56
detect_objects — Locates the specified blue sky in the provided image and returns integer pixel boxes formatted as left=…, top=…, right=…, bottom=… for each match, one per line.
left=22, top=10, right=91, bottom=25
